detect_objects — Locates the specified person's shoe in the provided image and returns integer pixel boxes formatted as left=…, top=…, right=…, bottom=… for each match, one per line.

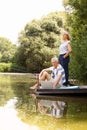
left=69, top=83, right=76, bottom=86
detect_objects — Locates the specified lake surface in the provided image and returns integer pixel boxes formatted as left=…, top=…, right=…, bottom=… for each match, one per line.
left=0, top=73, right=87, bottom=130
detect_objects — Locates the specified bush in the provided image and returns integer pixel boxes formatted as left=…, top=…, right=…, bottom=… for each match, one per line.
left=0, top=63, right=11, bottom=72
left=0, top=63, right=26, bottom=73
left=11, top=63, right=26, bottom=72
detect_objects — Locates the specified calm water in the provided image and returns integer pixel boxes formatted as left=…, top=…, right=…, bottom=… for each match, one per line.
left=0, top=73, right=87, bottom=130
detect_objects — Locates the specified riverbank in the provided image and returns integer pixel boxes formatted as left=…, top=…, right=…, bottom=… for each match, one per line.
left=0, top=72, right=87, bottom=88
left=0, top=72, right=33, bottom=75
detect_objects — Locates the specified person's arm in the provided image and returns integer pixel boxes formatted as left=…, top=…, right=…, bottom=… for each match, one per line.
left=63, top=43, right=72, bottom=58
left=53, top=74, right=62, bottom=88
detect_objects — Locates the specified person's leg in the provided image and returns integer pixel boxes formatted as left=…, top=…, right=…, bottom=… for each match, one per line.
left=30, top=71, right=51, bottom=89
left=63, top=56, right=70, bottom=86
left=59, top=55, right=64, bottom=66
left=39, top=71, right=51, bottom=81
left=59, top=55, right=70, bottom=86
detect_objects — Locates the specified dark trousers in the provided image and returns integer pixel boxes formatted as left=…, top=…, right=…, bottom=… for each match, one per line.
left=59, top=54, right=70, bottom=86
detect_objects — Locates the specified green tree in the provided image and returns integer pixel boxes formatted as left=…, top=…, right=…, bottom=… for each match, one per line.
left=63, top=0, right=87, bottom=83
left=17, top=12, right=66, bottom=72
left=0, top=37, right=17, bottom=63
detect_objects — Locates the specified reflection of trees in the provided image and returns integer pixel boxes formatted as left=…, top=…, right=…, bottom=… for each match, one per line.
left=10, top=78, right=68, bottom=130
left=0, top=74, right=87, bottom=130
left=67, top=103, right=87, bottom=119
left=10, top=75, right=36, bottom=108
left=16, top=94, right=87, bottom=130
left=0, top=75, right=14, bottom=106
left=0, top=74, right=36, bottom=108
left=11, top=74, right=87, bottom=127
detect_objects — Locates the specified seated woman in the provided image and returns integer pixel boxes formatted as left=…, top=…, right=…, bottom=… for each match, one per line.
left=30, top=57, right=66, bottom=89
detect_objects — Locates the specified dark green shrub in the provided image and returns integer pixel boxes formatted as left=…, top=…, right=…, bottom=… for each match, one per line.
left=0, top=63, right=26, bottom=73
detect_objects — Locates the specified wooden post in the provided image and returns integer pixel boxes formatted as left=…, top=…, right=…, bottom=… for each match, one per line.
left=36, top=73, right=39, bottom=88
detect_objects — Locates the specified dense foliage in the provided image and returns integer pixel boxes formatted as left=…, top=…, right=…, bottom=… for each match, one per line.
left=0, top=63, right=26, bottom=72
left=0, top=37, right=17, bottom=63
left=17, top=12, right=66, bottom=72
left=63, top=0, right=87, bottom=83
left=0, top=37, right=27, bottom=72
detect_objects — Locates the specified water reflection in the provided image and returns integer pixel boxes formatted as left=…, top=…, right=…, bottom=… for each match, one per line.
left=32, top=94, right=67, bottom=118
left=0, top=97, right=39, bottom=130
left=0, top=74, right=87, bottom=130
left=0, top=74, right=39, bottom=130
left=50, top=101, right=67, bottom=118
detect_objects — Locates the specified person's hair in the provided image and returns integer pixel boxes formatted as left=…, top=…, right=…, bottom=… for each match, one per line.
left=51, top=57, right=58, bottom=63
left=63, top=33, right=70, bottom=40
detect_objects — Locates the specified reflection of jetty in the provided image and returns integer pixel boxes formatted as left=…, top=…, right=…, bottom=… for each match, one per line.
left=35, top=86, right=87, bottom=96
left=36, top=95, right=87, bottom=103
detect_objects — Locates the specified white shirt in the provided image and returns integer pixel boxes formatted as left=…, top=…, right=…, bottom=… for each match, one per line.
left=49, top=64, right=66, bottom=86
left=59, top=40, right=70, bottom=55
